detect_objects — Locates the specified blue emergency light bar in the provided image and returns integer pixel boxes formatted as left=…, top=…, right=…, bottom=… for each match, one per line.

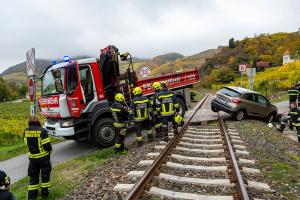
left=64, top=56, right=70, bottom=62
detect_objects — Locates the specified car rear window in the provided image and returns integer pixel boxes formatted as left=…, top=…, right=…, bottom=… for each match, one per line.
left=219, top=87, right=240, bottom=97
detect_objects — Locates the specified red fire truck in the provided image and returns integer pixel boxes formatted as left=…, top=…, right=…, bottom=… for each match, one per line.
left=38, top=45, right=199, bottom=147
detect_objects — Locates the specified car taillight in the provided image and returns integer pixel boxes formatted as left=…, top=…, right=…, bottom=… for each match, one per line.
left=231, top=98, right=241, bottom=104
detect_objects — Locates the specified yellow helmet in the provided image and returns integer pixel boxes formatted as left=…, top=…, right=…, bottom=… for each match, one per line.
left=174, top=114, right=184, bottom=124
left=152, top=82, right=161, bottom=90
left=132, top=87, right=142, bottom=96
left=115, top=93, right=125, bottom=102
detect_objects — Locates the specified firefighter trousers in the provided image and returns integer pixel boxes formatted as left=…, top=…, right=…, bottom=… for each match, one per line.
left=115, top=127, right=126, bottom=153
left=280, top=116, right=300, bottom=142
left=153, top=115, right=162, bottom=138
left=161, top=115, right=178, bottom=140
left=28, top=155, right=51, bottom=200
left=134, top=119, right=153, bottom=143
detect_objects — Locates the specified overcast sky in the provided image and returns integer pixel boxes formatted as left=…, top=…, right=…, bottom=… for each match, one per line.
left=0, top=0, right=299, bottom=73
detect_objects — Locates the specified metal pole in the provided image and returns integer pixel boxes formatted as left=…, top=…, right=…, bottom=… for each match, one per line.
left=34, top=75, right=37, bottom=115
left=240, top=73, right=243, bottom=87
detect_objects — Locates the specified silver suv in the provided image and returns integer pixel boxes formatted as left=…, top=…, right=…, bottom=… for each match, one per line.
left=211, top=86, right=277, bottom=122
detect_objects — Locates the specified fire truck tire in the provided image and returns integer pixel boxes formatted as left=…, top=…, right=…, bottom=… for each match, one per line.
left=92, top=118, right=116, bottom=147
left=176, top=98, right=186, bottom=117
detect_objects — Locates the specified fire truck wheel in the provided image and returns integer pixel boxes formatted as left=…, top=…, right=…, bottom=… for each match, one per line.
left=92, top=118, right=116, bottom=147
left=176, top=98, right=186, bottom=117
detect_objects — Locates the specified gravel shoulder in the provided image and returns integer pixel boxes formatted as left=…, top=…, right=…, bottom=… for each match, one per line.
left=63, top=139, right=160, bottom=200
left=231, top=119, right=300, bottom=200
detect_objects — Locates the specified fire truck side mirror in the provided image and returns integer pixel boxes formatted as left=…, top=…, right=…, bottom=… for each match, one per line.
left=80, top=99, right=85, bottom=105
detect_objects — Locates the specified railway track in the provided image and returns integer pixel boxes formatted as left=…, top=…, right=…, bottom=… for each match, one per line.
left=114, top=94, right=272, bottom=200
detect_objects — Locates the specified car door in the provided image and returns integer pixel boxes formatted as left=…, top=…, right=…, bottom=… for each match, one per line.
left=242, top=93, right=257, bottom=115
left=254, top=94, right=270, bottom=118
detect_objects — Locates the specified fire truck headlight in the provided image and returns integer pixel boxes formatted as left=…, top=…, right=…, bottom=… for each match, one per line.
left=61, top=120, right=74, bottom=128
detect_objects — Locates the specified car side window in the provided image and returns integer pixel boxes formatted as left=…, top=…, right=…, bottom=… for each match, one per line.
left=257, top=95, right=268, bottom=105
left=244, top=93, right=255, bottom=102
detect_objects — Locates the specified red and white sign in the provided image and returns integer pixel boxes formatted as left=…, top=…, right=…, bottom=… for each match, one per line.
left=140, top=66, right=151, bottom=78
left=38, top=96, right=60, bottom=108
left=28, top=79, right=34, bottom=102
left=138, top=69, right=200, bottom=95
left=239, top=64, right=247, bottom=72
left=26, top=48, right=35, bottom=77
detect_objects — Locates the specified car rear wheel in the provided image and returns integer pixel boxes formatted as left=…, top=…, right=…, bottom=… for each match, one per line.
left=92, top=118, right=116, bottom=147
left=234, top=110, right=246, bottom=121
left=265, top=113, right=275, bottom=123
left=211, top=106, right=219, bottom=112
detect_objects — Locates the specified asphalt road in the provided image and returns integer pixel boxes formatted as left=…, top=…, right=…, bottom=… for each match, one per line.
left=0, top=140, right=98, bottom=183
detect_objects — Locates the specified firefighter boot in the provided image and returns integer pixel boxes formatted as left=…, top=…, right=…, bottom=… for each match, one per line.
left=276, top=124, right=285, bottom=132
left=155, top=127, right=162, bottom=138
left=148, top=131, right=154, bottom=143
left=162, top=126, right=169, bottom=142
left=137, top=140, right=143, bottom=147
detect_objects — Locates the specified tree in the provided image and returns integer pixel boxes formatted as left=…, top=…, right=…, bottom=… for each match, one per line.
left=229, top=38, right=235, bottom=48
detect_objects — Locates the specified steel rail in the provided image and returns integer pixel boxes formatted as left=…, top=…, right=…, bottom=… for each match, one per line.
left=125, top=94, right=209, bottom=200
left=218, top=112, right=250, bottom=200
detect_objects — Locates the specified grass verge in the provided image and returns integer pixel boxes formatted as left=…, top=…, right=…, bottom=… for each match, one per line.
left=269, top=92, right=289, bottom=103
left=10, top=147, right=115, bottom=199
left=0, top=137, right=62, bottom=162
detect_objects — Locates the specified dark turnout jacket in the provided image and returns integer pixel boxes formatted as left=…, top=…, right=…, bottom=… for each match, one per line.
left=23, top=125, right=52, bottom=159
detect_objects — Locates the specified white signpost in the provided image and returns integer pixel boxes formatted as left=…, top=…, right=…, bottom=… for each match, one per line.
left=239, top=64, right=247, bottom=87
left=26, top=48, right=36, bottom=115
left=139, top=66, right=151, bottom=78
left=247, top=68, right=256, bottom=90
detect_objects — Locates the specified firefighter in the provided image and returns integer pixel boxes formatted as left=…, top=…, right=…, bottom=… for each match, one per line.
left=151, top=82, right=162, bottom=138
left=156, top=82, right=180, bottom=142
left=111, top=93, right=129, bottom=155
left=288, top=86, right=299, bottom=105
left=23, top=115, right=52, bottom=200
left=129, top=87, right=153, bottom=146
left=277, top=102, right=300, bottom=143
left=0, top=170, right=16, bottom=200
left=295, top=81, right=300, bottom=107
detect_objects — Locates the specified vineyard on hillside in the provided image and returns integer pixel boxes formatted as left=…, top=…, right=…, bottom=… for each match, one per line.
left=0, top=101, right=44, bottom=145
left=212, top=61, right=300, bottom=96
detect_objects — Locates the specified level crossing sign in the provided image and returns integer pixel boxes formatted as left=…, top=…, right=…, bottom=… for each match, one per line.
left=26, top=48, right=35, bottom=77
left=140, top=66, right=151, bottom=78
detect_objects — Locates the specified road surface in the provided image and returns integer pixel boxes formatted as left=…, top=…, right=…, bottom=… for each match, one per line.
left=0, top=140, right=98, bottom=183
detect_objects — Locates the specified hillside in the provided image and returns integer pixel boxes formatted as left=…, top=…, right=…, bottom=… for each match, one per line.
left=211, top=61, right=300, bottom=95
left=0, top=56, right=91, bottom=84
left=205, top=31, right=300, bottom=71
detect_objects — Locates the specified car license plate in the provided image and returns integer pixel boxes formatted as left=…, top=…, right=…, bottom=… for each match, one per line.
left=218, top=97, right=227, bottom=104
left=48, top=130, right=57, bottom=137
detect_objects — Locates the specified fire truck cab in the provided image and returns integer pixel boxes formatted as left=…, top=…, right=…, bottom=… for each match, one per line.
left=38, top=45, right=199, bottom=147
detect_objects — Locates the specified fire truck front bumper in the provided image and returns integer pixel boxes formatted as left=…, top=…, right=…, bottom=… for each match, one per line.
left=44, top=120, right=75, bottom=137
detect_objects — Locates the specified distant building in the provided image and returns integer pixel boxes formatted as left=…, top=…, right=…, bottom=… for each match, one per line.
left=283, top=50, right=294, bottom=65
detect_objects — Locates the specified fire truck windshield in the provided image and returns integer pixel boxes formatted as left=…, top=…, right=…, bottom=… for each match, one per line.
left=41, top=68, right=65, bottom=96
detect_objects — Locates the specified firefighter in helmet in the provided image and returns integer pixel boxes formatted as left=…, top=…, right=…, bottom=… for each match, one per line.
left=111, top=93, right=129, bottom=155
left=129, top=87, right=153, bottom=146
left=24, top=115, right=52, bottom=200
left=288, top=86, right=299, bottom=105
left=277, top=102, right=300, bottom=143
left=156, top=81, right=181, bottom=142
left=150, top=82, right=162, bottom=138
left=0, top=170, right=16, bottom=200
